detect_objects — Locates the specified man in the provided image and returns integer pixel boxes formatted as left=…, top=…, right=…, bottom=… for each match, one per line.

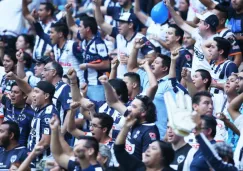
left=128, top=40, right=187, bottom=138
left=16, top=50, right=52, bottom=87
left=50, top=115, right=102, bottom=170
left=0, top=121, right=28, bottom=169
left=93, top=0, right=155, bottom=79
left=0, top=82, right=34, bottom=146
left=165, top=0, right=219, bottom=75
left=167, top=125, right=191, bottom=171
left=99, top=75, right=160, bottom=160
left=22, top=0, right=56, bottom=60
left=165, top=24, right=193, bottom=82
left=123, top=72, right=141, bottom=100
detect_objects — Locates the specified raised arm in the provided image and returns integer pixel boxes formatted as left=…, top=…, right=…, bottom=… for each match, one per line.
left=93, top=0, right=113, bottom=35
left=165, top=0, right=195, bottom=35
left=50, top=115, right=71, bottom=170
left=65, top=4, right=79, bottom=35
left=168, top=48, right=180, bottom=79
left=16, top=50, right=26, bottom=79
left=228, top=93, right=243, bottom=121
left=181, top=68, right=197, bottom=97
left=198, top=0, right=216, bottom=10
left=134, top=0, right=149, bottom=25
left=67, top=68, right=82, bottom=101
left=22, top=0, right=36, bottom=24
left=109, top=58, right=119, bottom=79
left=99, top=75, right=127, bottom=115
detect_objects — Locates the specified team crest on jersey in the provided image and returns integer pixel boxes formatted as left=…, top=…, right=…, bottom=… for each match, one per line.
left=177, top=155, right=185, bottom=164
left=149, top=132, right=157, bottom=140
left=10, top=155, right=17, bottom=163
left=133, top=130, right=140, bottom=139
left=19, top=114, right=26, bottom=121
left=44, top=118, right=50, bottom=124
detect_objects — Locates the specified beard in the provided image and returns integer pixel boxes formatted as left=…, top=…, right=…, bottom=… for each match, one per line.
left=0, top=136, right=10, bottom=149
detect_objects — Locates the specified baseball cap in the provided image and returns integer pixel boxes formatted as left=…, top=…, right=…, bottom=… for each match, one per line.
left=36, top=81, right=55, bottom=98
left=36, top=56, right=52, bottom=65
left=115, top=12, right=138, bottom=25
left=196, top=11, right=219, bottom=29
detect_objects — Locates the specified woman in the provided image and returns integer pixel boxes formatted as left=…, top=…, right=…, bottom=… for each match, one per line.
left=15, top=34, right=34, bottom=57
left=177, top=0, right=190, bottom=20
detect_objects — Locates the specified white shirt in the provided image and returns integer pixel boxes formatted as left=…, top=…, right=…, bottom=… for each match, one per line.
left=234, top=115, right=243, bottom=170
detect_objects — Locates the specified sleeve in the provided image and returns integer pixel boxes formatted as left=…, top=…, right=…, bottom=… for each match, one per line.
left=67, top=158, right=78, bottom=171
left=72, top=41, right=83, bottom=62
left=41, top=107, right=53, bottom=135
left=28, top=76, right=41, bottom=88
left=60, top=86, right=72, bottom=113
left=114, top=144, right=144, bottom=170
left=226, top=62, right=238, bottom=77
left=96, top=41, right=109, bottom=60
left=110, top=27, right=119, bottom=38
left=1, top=94, right=8, bottom=106
left=234, top=115, right=243, bottom=131
left=19, top=149, right=29, bottom=163
left=226, top=34, right=242, bottom=57
left=33, top=22, right=52, bottom=46
left=142, top=129, right=160, bottom=152
left=136, top=69, right=148, bottom=90
left=145, top=17, right=154, bottom=27
left=196, top=133, right=238, bottom=171
left=106, top=6, right=115, bottom=16
left=140, top=37, right=155, bottom=55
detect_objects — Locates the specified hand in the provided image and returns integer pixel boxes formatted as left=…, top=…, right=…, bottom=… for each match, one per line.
left=138, top=59, right=150, bottom=69
left=211, top=79, right=217, bottom=87
left=31, top=9, right=38, bottom=20
left=150, top=35, right=160, bottom=42
left=216, top=113, right=228, bottom=122
left=65, top=3, right=73, bottom=13
left=181, top=67, right=192, bottom=82
left=70, top=101, right=81, bottom=111
left=124, top=113, right=137, bottom=128
left=81, top=99, right=95, bottom=110
left=16, top=50, right=25, bottom=62
left=133, top=38, right=145, bottom=50
left=111, top=57, right=120, bottom=70
left=79, top=63, right=87, bottom=70
left=5, top=72, right=17, bottom=80
left=120, top=54, right=128, bottom=65
left=92, top=0, right=102, bottom=7
left=49, top=114, right=60, bottom=130
left=171, top=48, right=180, bottom=61
left=98, top=75, right=108, bottom=84
left=33, top=145, right=44, bottom=156
left=164, top=0, right=172, bottom=8
left=67, top=68, right=77, bottom=82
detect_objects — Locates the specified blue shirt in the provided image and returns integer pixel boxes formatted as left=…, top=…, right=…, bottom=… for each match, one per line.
left=137, top=69, right=188, bottom=139
left=2, top=95, right=34, bottom=146
left=67, top=159, right=103, bottom=171
left=28, top=104, right=59, bottom=153
left=0, top=146, right=28, bottom=169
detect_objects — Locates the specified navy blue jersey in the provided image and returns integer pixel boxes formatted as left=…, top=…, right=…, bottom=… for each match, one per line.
left=67, top=159, right=103, bottom=171
left=28, top=104, right=59, bottom=152
left=0, top=146, right=28, bottom=169
left=0, top=75, right=15, bottom=95
left=125, top=123, right=160, bottom=160
left=53, top=81, right=72, bottom=125
left=2, top=95, right=34, bottom=146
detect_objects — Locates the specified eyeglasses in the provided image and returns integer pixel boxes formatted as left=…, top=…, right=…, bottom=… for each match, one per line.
left=89, top=123, right=103, bottom=129
left=237, top=76, right=243, bottom=81
left=43, top=68, right=55, bottom=72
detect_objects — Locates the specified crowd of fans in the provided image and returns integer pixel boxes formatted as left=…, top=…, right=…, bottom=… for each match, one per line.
left=0, top=0, right=242, bottom=170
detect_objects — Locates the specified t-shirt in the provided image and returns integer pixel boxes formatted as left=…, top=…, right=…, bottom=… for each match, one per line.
left=125, top=123, right=160, bottom=160
left=67, top=158, right=103, bottom=171
left=0, top=146, right=28, bottom=169
left=2, top=95, right=34, bottom=146
left=81, top=36, right=109, bottom=85
left=28, top=75, right=41, bottom=88
left=170, top=144, right=192, bottom=171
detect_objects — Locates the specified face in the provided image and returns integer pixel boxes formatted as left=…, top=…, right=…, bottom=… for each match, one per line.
left=123, top=76, right=133, bottom=96
left=127, top=99, right=144, bottom=119
left=49, top=28, right=59, bottom=45
left=193, top=96, right=213, bottom=115
left=197, top=120, right=211, bottom=138
left=41, top=63, right=55, bottom=82
left=97, top=153, right=108, bottom=168
left=9, top=165, right=18, bottom=171
left=208, top=40, right=219, bottom=60
left=166, top=125, right=182, bottom=143
left=192, top=72, right=207, bottom=90
left=118, top=0, right=129, bottom=6
left=3, top=54, right=15, bottom=73
left=231, top=0, right=243, bottom=12
left=89, top=118, right=105, bottom=142
left=10, top=86, right=26, bottom=106
left=16, top=36, right=28, bottom=50
left=73, top=140, right=90, bottom=160
left=178, top=0, right=189, bottom=12
left=165, top=27, right=180, bottom=46
left=118, top=21, right=130, bottom=36
left=78, top=21, right=88, bottom=40
left=34, top=63, right=45, bottom=77
left=224, top=75, right=238, bottom=94
left=197, top=20, right=209, bottom=36
left=0, top=124, right=10, bottom=148
left=236, top=72, right=243, bottom=93
left=151, top=57, right=165, bottom=77
left=32, top=87, right=47, bottom=108
left=183, top=33, right=195, bottom=47
left=38, top=4, right=50, bottom=22
left=142, top=141, right=162, bottom=167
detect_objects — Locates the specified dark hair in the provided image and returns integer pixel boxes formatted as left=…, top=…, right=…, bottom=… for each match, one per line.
left=124, top=72, right=141, bottom=86
left=158, top=141, right=175, bottom=167
left=51, top=22, right=69, bottom=39
left=2, top=121, right=20, bottom=141
left=108, top=79, right=129, bottom=103
left=215, top=4, right=228, bottom=19
left=4, top=49, right=17, bottom=64
left=157, top=53, right=171, bottom=73
left=50, top=61, right=63, bottom=78
left=213, top=37, right=231, bottom=58
left=192, top=91, right=212, bottom=105
left=18, top=34, right=34, bottom=50
left=136, top=95, right=156, bottom=123
left=40, top=2, right=55, bottom=16
left=93, top=113, right=114, bottom=136
left=10, top=82, right=24, bottom=96
left=168, top=24, right=184, bottom=44
left=200, top=114, right=217, bottom=138
left=195, top=69, right=212, bottom=89
left=23, top=52, right=32, bottom=69
left=81, top=16, right=98, bottom=35
left=79, top=136, right=99, bottom=157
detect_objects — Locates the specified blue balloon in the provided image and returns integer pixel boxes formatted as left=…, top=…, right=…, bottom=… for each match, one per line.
left=151, top=2, right=169, bottom=24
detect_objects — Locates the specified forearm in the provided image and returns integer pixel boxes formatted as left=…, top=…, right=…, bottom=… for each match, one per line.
left=198, top=0, right=216, bottom=9
left=224, top=120, right=240, bottom=136
left=144, top=66, right=158, bottom=99
left=103, top=82, right=119, bottom=105
left=211, top=82, right=224, bottom=90
left=109, top=68, right=117, bottom=79
left=115, top=126, right=130, bottom=145
left=67, top=109, right=78, bottom=133
left=59, top=132, right=73, bottom=156
left=66, top=12, right=78, bottom=35
left=15, top=77, right=33, bottom=96
left=168, top=6, right=185, bottom=29
left=134, top=0, right=148, bottom=25
left=94, top=5, right=105, bottom=28
left=186, top=81, right=198, bottom=97
left=228, top=93, right=243, bottom=121
left=70, top=81, right=82, bottom=102
left=157, top=39, right=169, bottom=50
left=86, top=60, right=110, bottom=70
left=127, top=47, right=139, bottom=72
left=233, top=54, right=242, bottom=67
left=18, top=152, right=36, bottom=171
left=17, top=62, right=27, bottom=79
left=51, top=128, right=64, bottom=157
left=168, top=60, right=176, bottom=78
